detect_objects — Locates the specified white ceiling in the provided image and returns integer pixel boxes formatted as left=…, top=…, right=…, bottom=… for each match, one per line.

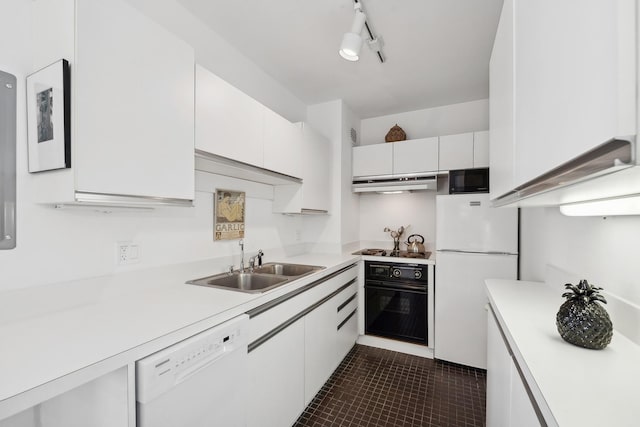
left=175, top=0, right=503, bottom=119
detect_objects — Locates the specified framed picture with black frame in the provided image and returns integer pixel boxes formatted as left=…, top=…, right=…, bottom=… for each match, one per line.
left=26, top=59, right=71, bottom=173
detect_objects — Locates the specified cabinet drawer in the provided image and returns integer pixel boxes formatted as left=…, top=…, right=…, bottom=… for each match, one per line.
left=246, top=265, right=357, bottom=344
left=336, top=283, right=357, bottom=326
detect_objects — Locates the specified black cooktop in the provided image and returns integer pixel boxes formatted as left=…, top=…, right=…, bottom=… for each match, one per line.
left=352, top=248, right=431, bottom=259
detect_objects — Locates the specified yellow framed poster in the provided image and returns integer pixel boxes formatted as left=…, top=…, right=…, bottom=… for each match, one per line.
left=214, top=189, right=245, bottom=240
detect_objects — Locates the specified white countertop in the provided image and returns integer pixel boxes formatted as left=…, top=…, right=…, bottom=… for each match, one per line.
left=486, top=279, right=640, bottom=427
left=0, top=253, right=359, bottom=412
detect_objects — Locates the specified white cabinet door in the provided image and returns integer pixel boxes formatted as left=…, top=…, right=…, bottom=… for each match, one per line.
left=513, top=0, right=636, bottom=187
left=487, top=309, right=540, bottom=427
left=393, top=137, right=439, bottom=174
left=301, top=124, right=331, bottom=211
left=486, top=310, right=513, bottom=427
left=489, top=0, right=515, bottom=200
left=305, top=281, right=358, bottom=405
left=352, top=144, right=393, bottom=177
left=247, top=319, right=305, bottom=427
left=439, top=133, right=474, bottom=171
left=304, top=298, right=337, bottom=406
left=75, top=0, right=194, bottom=201
left=336, top=285, right=358, bottom=364
left=509, top=362, right=540, bottom=427
left=272, top=123, right=330, bottom=213
left=473, top=131, right=490, bottom=168
left=263, top=110, right=302, bottom=178
left=195, top=65, right=264, bottom=168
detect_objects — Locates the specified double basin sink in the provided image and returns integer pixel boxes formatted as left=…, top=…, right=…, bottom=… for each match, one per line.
left=187, top=263, right=325, bottom=293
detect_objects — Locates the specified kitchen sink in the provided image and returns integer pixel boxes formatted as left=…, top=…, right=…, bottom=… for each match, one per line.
left=251, top=263, right=324, bottom=277
left=187, top=271, right=290, bottom=293
left=187, top=263, right=325, bottom=293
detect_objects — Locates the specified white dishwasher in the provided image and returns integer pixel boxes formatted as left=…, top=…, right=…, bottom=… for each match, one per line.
left=136, top=314, right=248, bottom=427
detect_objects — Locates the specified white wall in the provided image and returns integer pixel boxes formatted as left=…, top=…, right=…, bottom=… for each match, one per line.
left=520, top=208, right=640, bottom=307
left=340, top=102, right=361, bottom=247
left=360, top=99, right=489, bottom=145
left=304, top=99, right=361, bottom=252
left=0, top=0, right=306, bottom=291
left=358, top=192, right=436, bottom=251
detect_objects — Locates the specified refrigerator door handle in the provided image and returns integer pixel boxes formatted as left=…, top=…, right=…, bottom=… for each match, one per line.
left=437, top=249, right=518, bottom=256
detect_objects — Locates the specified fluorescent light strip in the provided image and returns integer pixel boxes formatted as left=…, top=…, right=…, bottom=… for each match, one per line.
left=559, top=194, right=640, bottom=216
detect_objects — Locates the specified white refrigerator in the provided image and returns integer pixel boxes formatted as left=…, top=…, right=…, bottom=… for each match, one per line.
left=435, top=193, right=518, bottom=369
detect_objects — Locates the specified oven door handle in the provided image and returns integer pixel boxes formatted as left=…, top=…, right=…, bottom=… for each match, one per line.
left=365, top=282, right=427, bottom=294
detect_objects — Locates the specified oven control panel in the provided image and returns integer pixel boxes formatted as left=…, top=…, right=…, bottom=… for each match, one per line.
left=366, top=261, right=428, bottom=284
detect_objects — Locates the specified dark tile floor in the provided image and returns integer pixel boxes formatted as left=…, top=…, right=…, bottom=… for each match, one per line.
left=294, top=344, right=486, bottom=427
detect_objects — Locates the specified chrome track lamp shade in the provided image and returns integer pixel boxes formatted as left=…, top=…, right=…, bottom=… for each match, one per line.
left=339, top=4, right=366, bottom=61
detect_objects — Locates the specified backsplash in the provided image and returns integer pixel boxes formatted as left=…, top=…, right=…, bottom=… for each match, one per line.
left=0, top=171, right=306, bottom=291
left=358, top=192, right=436, bottom=251
left=521, top=207, right=640, bottom=345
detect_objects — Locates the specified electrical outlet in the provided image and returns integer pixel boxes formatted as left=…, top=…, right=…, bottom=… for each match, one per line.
left=295, top=229, right=302, bottom=242
left=116, top=241, right=140, bottom=265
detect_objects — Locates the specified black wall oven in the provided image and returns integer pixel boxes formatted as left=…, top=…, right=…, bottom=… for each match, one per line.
left=365, top=261, right=428, bottom=345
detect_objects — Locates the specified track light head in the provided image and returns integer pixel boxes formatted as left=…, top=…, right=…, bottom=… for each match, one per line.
left=339, top=3, right=366, bottom=61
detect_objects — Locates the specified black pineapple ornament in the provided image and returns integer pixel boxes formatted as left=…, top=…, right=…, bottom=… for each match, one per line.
left=556, top=280, right=613, bottom=350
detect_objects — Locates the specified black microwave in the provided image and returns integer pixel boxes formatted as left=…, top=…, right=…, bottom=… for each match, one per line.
left=448, top=168, right=489, bottom=194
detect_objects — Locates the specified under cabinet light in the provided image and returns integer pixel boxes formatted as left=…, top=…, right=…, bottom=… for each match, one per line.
left=376, top=191, right=405, bottom=195
left=559, top=194, right=640, bottom=216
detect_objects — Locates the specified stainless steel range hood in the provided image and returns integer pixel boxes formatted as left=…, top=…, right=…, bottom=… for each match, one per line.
left=352, top=173, right=438, bottom=193
left=492, top=137, right=636, bottom=207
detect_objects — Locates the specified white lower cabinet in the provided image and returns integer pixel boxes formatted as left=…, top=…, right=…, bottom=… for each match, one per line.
left=247, top=319, right=306, bottom=427
left=487, top=308, right=540, bottom=427
left=304, top=297, right=338, bottom=406
left=247, top=266, right=358, bottom=426
left=0, top=367, right=129, bottom=427
left=304, top=281, right=358, bottom=406
left=336, top=290, right=358, bottom=364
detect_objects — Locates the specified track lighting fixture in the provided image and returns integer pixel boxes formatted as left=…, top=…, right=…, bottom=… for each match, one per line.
left=339, top=3, right=366, bottom=61
left=339, top=1, right=385, bottom=63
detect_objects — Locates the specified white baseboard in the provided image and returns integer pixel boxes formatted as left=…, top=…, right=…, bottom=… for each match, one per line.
left=356, top=335, right=434, bottom=359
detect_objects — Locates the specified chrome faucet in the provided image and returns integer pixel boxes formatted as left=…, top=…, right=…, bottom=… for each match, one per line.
left=239, top=239, right=245, bottom=273
left=248, top=250, right=264, bottom=273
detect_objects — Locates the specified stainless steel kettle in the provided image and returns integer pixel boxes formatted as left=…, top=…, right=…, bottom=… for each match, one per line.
left=405, top=234, right=426, bottom=253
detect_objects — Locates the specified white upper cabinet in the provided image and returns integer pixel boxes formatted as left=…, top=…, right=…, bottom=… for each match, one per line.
left=439, top=133, right=474, bottom=171
left=195, top=65, right=264, bottom=168
left=273, top=123, right=331, bottom=213
left=301, top=124, right=331, bottom=211
left=352, top=143, right=393, bottom=177
left=392, top=137, right=439, bottom=175
left=353, top=133, right=486, bottom=179
left=195, top=65, right=306, bottom=182
left=490, top=0, right=637, bottom=199
left=473, top=131, right=490, bottom=168
left=40, top=0, right=195, bottom=205
left=489, top=0, right=515, bottom=201
left=514, top=0, right=636, bottom=186
left=263, top=109, right=302, bottom=178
